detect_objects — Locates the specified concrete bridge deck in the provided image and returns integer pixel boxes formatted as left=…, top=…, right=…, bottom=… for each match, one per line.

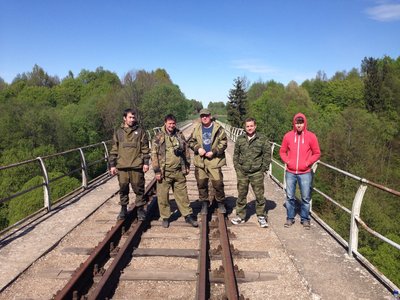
left=0, top=140, right=392, bottom=299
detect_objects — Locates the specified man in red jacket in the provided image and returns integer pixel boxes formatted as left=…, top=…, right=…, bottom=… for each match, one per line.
left=279, top=113, right=321, bottom=229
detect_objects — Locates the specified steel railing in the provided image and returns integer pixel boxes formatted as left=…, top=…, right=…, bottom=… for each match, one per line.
left=218, top=120, right=400, bottom=292
left=0, top=141, right=113, bottom=234
left=0, top=123, right=192, bottom=234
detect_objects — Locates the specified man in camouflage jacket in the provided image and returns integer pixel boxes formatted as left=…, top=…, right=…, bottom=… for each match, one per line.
left=109, top=108, right=150, bottom=220
left=151, top=114, right=198, bottom=228
left=231, top=117, right=271, bottom=228
left=188, top=109, right=227, bottom=213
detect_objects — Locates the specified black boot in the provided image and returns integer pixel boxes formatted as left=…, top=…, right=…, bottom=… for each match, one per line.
left=201, top=201, right=209, bottom=214
left=137, top=206, right=146, bottom=221
left=185, top=214, right=198, bottom=227
left=218, top=202, right=226, bottom=214
left=117, top=205, right=127, bottom=220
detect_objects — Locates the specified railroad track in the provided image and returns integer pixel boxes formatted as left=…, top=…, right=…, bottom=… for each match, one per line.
left=54, top=177, right=249, bottom=299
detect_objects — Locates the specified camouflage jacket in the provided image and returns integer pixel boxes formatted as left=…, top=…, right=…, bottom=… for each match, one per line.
left=233, top=132, right=271, bottom=174
left=109, top=123, right=150, bottom=169
left=151, top=126, right=190, bottom=175
left=188, top=121, right=227, bottom=169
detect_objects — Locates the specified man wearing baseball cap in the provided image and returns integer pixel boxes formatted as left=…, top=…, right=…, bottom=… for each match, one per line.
left=189, top=109, right=227, bottom=213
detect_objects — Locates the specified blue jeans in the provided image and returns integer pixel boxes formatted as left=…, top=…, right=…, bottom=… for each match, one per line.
left=285, top=171, right=313, bottom=222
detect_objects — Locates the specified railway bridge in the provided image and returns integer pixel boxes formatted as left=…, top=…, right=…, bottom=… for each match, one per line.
left=0, top=121, right=398, bottom=299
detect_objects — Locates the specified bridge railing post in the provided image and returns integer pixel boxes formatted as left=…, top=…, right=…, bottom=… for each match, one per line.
left=37, top=156, right=51, bottom=211
left=78, top=148, right=88, bottom=189
left=101, top=141, right=110, bottom=176
left=348, top=181, right=368, bottom=256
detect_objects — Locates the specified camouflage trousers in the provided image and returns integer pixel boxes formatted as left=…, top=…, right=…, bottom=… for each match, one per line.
left=235, top=168, right=266, bottom=218
left=194, top=166, right=225, bottom=203
left=157, top=170, right=192, bottom=220
left=117, top=168, right=146, bottom=207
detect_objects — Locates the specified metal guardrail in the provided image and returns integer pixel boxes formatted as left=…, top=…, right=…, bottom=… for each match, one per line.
left=0, top=123, right=192, bottom=234
left=0, top=141, right=113, bottom=234
left=217, top=121, right=400, bottom=292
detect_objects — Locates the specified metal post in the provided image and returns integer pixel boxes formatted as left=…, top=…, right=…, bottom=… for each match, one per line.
left=37, top=157, right=51, bottom=211
left=310, top=161, right=320, bottom=213
left=269, top=143, right=276, bottom=177
left=348, top=180, right=368, bottom=256
left=102, top=141, right=110, bottom=175
left=78, top=148, right=88, bottom=189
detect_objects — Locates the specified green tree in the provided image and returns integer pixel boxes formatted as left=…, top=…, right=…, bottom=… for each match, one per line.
left=246, top=81, right=269, bottom=104
left=247, top=81, right=288, bottom=141
left=140, top=84, right=190, bottom=128
left=207, top=101, right=226, bottom=116
left=362, top=57, right=384, bottom=112
left=0, top=77, right=7, bottom=91
left=227, top=77, right=247, bottom=127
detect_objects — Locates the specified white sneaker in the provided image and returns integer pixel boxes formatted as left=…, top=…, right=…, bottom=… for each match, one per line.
left=231, top=216, right=245, bottom=225
left=258, top=216, right=268, bottom=228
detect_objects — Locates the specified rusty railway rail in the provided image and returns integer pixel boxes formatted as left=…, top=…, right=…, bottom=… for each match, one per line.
left=54, top=179, right=243, bottom=299
left=53, top=178, right=157, bottom=300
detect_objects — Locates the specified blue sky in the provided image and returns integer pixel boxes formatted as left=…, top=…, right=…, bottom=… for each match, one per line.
left=1, top=0, right=399, bottom=106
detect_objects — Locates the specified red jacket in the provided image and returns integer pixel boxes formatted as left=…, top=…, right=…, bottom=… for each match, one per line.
left=279, top=113, right=321, bottom=174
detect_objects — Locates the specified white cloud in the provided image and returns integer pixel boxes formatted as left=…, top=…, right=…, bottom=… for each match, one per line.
left=231, top=59, right=276, bottom=74
left=365, top=2, right=400, bottom=21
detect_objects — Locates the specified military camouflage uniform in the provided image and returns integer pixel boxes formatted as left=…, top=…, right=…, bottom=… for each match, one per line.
left=151, top=126, right=192, bottom=220
left=188, top=121, right=227, bottom=203
left=109, top=122, right=150, bottom=207
left=233, top=133, right=271, bottom=219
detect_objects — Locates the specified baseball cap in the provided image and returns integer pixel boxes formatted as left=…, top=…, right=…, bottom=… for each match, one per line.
left=199, top=108, right=211, bottom=115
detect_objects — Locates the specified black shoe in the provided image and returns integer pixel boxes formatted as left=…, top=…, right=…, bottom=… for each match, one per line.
left=201, top=201, right=209, bottom=214
left=117, top=205, right=127, bottom=220
left=218, top=202, right=226, bottom=214
left=162, top=218, right=169, bottom=228
left=137, top=206, right=146, bottom=221
left=185, top=215, right=198, bottom=227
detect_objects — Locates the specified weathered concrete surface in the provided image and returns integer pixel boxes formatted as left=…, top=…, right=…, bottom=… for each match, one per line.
left=0, top=176, right=119, bottom=291
left=265, top=178, right=392, bottom=299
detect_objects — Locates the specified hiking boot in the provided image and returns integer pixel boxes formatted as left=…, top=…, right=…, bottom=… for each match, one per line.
left=185, top=215, right=198, bottom=227
left=162, top=218, right=169, bottom=228
left=137, top=206, right=146, bottom=221
left=284, top=219, right=295, bottom=228
left=217, top=202, right=226, bottom=214
left=201, top=201, right=209, bottom=214
left=258, top=216, right=269, bottom=228
left=231, top=216, right=245, bottom=225
left=117, top=205, right=127, bottom=220
left=303, top=220, right=311, bottom=230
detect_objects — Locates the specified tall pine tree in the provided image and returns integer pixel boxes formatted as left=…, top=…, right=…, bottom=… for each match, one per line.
left=227, top=77, right=247, bottom=127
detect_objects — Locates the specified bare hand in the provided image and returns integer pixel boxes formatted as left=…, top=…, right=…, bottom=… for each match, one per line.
left=198, top=148, right=206, bottom=157
left=205, top=151, right=214, bottom=159
left=143, top=165, right=149, bottom=173
left=155, top=174, right=162, bottom=181
left=110, top=167, right=117, bottom=176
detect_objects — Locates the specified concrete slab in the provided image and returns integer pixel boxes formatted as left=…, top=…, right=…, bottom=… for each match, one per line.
left=0, top=176, right=119, bottom=291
